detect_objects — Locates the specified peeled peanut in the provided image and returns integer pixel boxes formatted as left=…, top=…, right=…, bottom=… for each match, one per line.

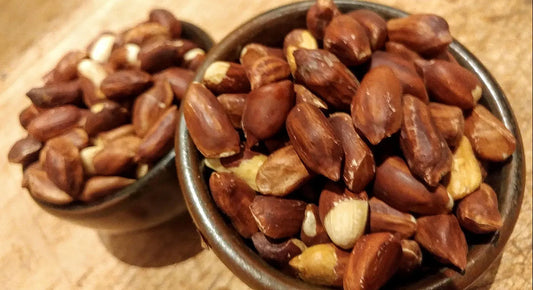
left=204, top=150, right=267, bottom=191
left=77, top=59, right=108, bottom=87
left=445, top=136, right=483, bottom=200
left=289, top=243, right=349, bottom=287
left=183, top=48, right=206, bottom=71
left=300, top=204, right=331, bottom=246
left=319, top=182, right=368, bottom=249
left=80, top=145, right=104, bottom=176
left=108, top=43, right=141, bottom=70
left=88, top=33, right=116, bottom=64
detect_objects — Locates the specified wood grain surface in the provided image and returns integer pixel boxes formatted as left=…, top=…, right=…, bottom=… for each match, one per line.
left=0, top=0, right=531, bottom=289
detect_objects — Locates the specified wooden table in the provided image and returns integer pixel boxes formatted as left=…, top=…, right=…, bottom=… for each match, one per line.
left=0, top=0, right=530, bottom=289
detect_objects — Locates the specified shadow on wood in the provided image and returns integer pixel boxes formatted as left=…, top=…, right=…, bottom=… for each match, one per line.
left=97, top=212, right=203, bottom=267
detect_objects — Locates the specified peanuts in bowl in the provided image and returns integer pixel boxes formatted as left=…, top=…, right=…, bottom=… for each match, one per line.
left=176, top=0, right=524, bottom=289
left=9, top=8, right=213, bottom=233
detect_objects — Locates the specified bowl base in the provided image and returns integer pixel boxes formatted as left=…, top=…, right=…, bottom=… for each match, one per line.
left=98, top=212, right=202, bottom=267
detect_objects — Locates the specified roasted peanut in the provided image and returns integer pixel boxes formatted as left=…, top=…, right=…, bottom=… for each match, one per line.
left=11, top=8, right=207, bottom=205
left=400, top=94, right=452, bottom=187
left=464, top=104, right=516, bottom=161
left=293, top=48, right=359, bottom=110
left=286, top=102, right=343, bottom=181
left=178, top=3, right=515, bottom=288
left=250, top=195, right=307, bottom=239
left=351, top=66, right=403, bottom=145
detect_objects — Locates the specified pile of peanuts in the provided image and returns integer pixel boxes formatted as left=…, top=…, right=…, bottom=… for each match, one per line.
left=8, top=9, right=206, bottom=204
left=183, top=0, right=516, bottom=289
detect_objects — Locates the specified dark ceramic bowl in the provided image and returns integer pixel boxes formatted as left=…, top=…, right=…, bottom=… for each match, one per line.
left=176, top=1, right=525, bottom=289
left=31, top=21, right=214, bottom=235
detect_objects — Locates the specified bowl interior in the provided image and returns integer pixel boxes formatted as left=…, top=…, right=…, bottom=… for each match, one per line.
left=31, top=20, right=214, bottom=233
left=176, top=1, right=525, bottom=289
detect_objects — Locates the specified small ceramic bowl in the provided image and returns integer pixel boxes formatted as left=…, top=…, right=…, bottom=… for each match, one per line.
left=176, top=1, right=525, bottom=289
left=31, top=21, right=214, bottom=235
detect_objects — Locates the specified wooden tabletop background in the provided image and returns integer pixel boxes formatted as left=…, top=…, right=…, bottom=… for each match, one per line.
left=0, top=0, right=531, bottom=289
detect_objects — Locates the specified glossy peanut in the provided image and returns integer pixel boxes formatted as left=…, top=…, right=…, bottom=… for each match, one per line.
left=351, top=66, right=403, bottom=145
left=286, top=102, right=343, bottom=181
left=373, top=156, right=453, bottom=215
left=329, top=112, right=375, bottom=193
left=293, top=49, right=359, bottom=110
left=400, top=94, right=452, bottom=187
left=183, top=82, right=241, bottom=158
left=323, top=15, right=372, bottom=66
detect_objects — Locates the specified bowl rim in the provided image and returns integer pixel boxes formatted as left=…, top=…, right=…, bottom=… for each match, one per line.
left=30, top=20, right=214, bottom=214
left=176, top=1, right=526, bottom=289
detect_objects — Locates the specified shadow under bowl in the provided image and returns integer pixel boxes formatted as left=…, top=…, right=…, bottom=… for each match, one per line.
left=176, top=1, right=525, bottom=289
left=31, top=21, right=214, bottom=235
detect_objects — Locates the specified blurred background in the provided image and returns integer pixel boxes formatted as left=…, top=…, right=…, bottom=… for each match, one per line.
left=0, top=0, right=531, bottom=289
